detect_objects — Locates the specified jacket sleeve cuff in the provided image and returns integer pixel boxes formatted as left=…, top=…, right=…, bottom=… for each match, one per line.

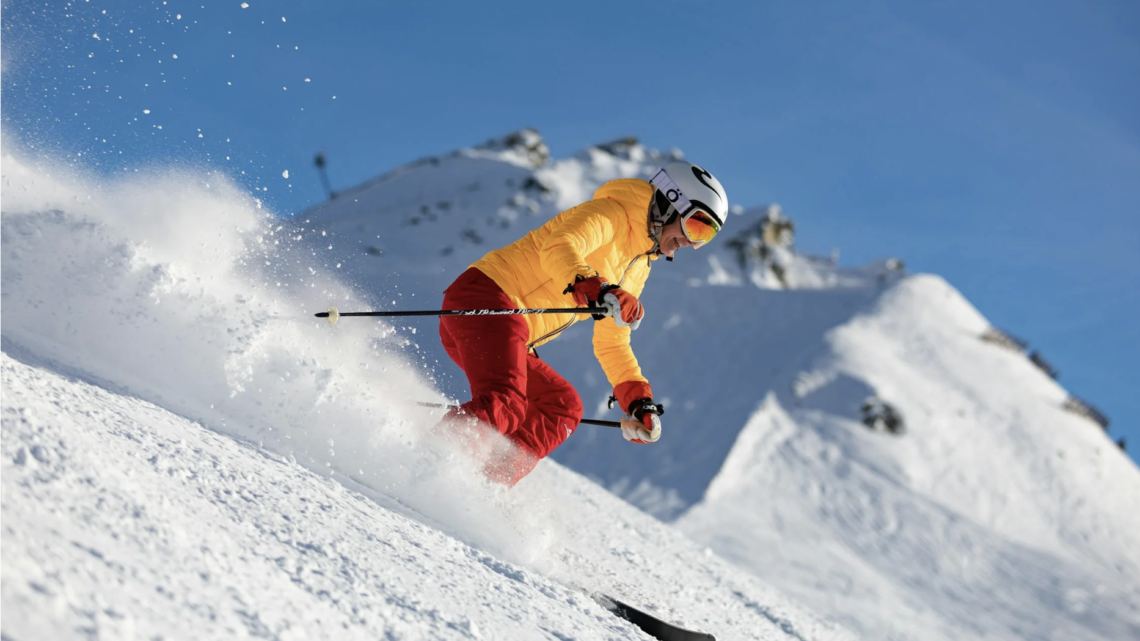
left=614, top=380, right=653, bottom=415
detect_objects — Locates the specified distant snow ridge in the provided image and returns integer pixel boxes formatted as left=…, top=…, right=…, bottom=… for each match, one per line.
left=678, top=275, right=1140, bottom=640
left=303, top=129, right=894, bottom=298
left=472, top=127, right=550, bottom=167
left=719, top=204, right=905, bottom=290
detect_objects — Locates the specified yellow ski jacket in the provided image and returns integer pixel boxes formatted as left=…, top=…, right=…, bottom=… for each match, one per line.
left=471, top=178, right=658, bottom=389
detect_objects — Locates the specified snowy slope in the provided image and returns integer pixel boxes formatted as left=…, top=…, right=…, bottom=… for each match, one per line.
left=1, top=144, right=851, bottom=640
left=3, top=351, right=849, bottom=641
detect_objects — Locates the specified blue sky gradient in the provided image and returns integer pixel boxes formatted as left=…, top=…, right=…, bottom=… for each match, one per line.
left=3, top=0, right=1137, bottom=460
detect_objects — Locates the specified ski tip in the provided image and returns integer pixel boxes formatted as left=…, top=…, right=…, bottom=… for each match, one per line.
left=593, top=593, right=717, bottom=641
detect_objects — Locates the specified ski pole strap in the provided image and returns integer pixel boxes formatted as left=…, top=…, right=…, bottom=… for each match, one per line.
left=416, top=401, right=620, bottom=429
left=316, top=305, right=607, bottom=324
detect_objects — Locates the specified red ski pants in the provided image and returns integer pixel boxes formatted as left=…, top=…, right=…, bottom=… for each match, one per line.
left=439, top=268, right=583, bottom=482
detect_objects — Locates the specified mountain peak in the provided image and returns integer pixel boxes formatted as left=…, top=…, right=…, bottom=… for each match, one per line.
left=472, top=127, right=550, bottom=168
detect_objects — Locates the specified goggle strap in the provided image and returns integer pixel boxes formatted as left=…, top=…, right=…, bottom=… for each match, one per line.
left=649, top=169, right=694, bottom=217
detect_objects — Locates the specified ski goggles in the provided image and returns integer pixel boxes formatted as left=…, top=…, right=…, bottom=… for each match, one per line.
left=650, top=169, right=721, bottom=248
left=680, top=207, right=721, bottom=247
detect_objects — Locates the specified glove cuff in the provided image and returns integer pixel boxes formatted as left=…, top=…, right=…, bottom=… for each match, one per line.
left=614, top=380, right=653, bottom=415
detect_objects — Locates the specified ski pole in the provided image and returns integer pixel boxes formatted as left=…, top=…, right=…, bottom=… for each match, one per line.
left=315, top=305, right=607, bottom=324
left=416, top=401, right=621, bottom=429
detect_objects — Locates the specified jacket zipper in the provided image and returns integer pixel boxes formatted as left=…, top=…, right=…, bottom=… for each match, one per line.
left=527, top=319, right=574, bottom=351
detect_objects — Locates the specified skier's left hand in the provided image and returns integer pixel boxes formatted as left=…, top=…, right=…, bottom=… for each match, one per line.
left=621, top=398, right=663, bottom=443
left=613, top=381, right=663, bottom=443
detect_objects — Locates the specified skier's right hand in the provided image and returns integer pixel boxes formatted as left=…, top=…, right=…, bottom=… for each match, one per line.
left=567, top=275, right=608, bottom=308
left=566, top=276, right=645, bottom=329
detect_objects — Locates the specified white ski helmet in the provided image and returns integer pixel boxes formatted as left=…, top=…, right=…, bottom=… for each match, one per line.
left=649, top=161, right=729, bottom=242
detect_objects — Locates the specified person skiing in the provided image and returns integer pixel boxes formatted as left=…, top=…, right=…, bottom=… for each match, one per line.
left=438, top=161, right=729, bottom=484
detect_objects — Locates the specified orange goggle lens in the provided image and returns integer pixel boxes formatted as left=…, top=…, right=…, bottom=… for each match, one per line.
left=682, top=209, right=721, bottom=246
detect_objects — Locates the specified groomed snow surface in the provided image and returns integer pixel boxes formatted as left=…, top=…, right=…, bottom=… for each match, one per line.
left=4, top=133, right=1139, bottom=640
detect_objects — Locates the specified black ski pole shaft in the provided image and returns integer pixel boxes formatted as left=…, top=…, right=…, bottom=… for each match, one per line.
left=416, top=401, right=621, bottom=429
left=315, top=305, right=605, bottom=324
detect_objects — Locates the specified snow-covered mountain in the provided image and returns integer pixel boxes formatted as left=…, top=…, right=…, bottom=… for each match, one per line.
left=3, top=129, right=1138, bottom=640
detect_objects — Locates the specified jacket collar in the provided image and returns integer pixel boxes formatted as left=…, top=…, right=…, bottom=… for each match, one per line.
left=592, top=179, right=659, bottom=258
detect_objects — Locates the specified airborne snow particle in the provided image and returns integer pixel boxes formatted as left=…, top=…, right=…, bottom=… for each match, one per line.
left=172, top=54, right=178, bottom=59
left=282, top=170, right=289, bottom=179
left=143, top=109, right=151, bottom=114
left=240, top=2, right=249, bottom=8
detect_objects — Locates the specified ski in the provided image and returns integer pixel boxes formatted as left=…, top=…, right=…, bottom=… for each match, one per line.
left=593, top=593, right=717, bottom=641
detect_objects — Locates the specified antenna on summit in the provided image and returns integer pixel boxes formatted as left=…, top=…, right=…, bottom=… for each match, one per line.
left=314, top=151, right=336, bottom=200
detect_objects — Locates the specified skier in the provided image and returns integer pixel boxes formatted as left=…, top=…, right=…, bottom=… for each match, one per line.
left=438, top=161, right=729, bottom=484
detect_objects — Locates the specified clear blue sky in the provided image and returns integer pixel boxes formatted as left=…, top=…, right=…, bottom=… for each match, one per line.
left=4, top=0, right=1138, bottom=462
